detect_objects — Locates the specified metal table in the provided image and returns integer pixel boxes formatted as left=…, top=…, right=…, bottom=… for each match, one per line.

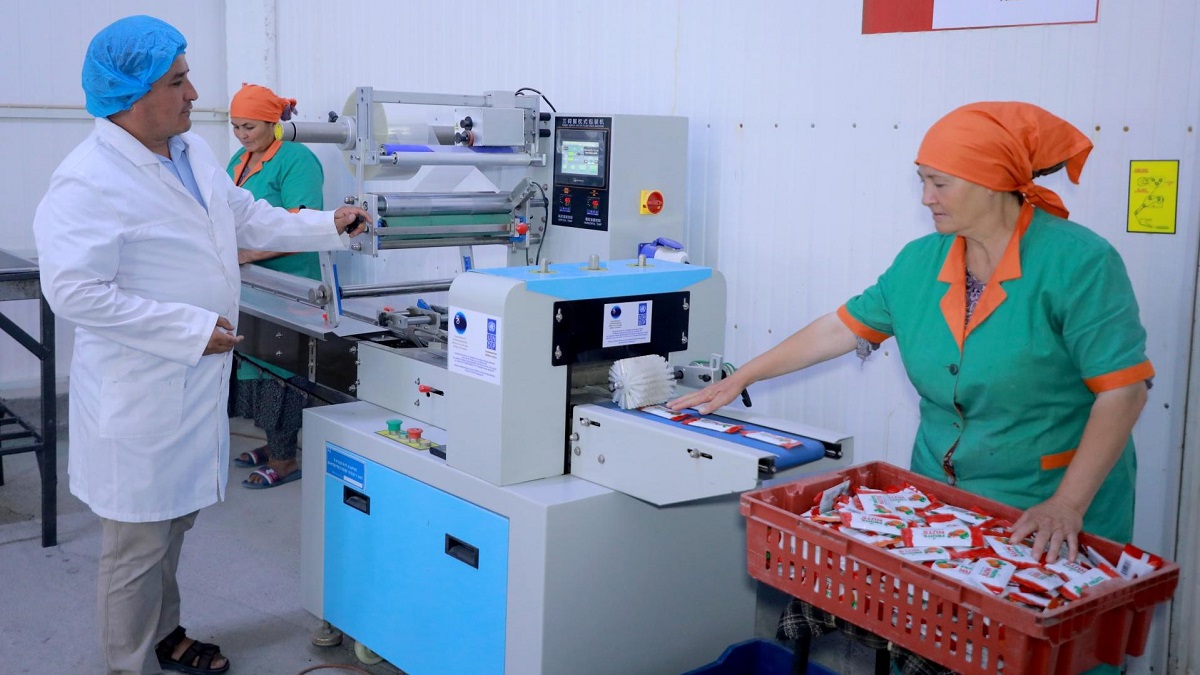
left=0, top=250, right=56, bottom=547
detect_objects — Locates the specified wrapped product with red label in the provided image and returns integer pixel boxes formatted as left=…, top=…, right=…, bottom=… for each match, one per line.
left=892, top=546, right=950, bottom=562
left=890, top=486, right=934, bottom=510
left=929, top=559, right=978, bottom=587
left=815, top=479, right=851, bottom=514
left=901, top=525, right=982, bottom=548
left=970, top=557, right=1018, bottom=594
left=856, top=493, right=901, bottom=517
left=1014, top=566, right=1066, bottom=594
left=839, top=526, right=900, bottom=547
left=839, top=511, right=907, bottom=535
left=985, top=535, right=1042, bottom=568
left=1116, top=543, right=1165, bottom=580
left=928, top=504, right=992, bottom=526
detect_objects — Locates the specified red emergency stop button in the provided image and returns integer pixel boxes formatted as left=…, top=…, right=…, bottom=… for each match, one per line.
left=516, top=223, right=529, bottom=235
left=640, top=190, right=664, bottom=215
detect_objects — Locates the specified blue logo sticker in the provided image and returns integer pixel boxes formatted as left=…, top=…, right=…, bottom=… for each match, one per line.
left=453, top=311, right=468, bottom=334
left=610, top=305, right=622, bottom=319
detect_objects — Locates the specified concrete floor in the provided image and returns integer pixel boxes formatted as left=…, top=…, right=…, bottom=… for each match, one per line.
left=0, top=415, right=878, bottom=675
left=0, top=417, right=401, bottom=675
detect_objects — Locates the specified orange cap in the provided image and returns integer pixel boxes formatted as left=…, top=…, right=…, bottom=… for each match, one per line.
left=229, top=83, right=298, bottom=123
left=915, top=102, right=1092, bottom=219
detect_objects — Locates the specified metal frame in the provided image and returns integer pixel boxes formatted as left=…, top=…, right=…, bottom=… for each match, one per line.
left=0, top=252, right=57, bottom=547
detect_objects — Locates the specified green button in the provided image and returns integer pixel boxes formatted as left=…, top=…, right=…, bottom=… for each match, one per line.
left=386, top=419, right=403, bottom=433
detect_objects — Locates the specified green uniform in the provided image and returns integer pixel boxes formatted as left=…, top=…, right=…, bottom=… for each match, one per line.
left=228, top=140, right=325, bottom=381
left=227, top=140, right=324, bottom=279
left=839, top=208, right=1152, bottom=542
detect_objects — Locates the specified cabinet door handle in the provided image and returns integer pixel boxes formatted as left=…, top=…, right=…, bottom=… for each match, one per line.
left=342, top=486, right=370, bottom=515
left=444, top=534, right=479, bottom=568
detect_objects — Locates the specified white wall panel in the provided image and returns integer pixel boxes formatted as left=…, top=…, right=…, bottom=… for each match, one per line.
left=0, top=1, right=228, bottom=386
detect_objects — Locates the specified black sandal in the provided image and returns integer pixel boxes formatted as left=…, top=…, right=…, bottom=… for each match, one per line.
left=155, top=625, right=230, bottom=674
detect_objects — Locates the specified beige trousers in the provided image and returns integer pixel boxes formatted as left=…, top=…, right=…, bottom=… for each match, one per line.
left=97, top=511, right=198, bottom=675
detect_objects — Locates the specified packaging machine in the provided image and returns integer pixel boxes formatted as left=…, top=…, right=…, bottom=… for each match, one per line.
left=237, top=87, right=852, bottom=674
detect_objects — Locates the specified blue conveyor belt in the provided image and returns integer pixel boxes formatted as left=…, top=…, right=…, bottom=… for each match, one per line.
left=596, top=401, right=827, bottom=470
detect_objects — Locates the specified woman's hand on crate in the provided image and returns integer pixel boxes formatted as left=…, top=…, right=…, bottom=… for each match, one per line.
left=1011, top=496, right=1084, bottom=563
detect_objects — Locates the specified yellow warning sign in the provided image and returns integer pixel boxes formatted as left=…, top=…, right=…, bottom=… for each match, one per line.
left=1127, top=160, right=1179, bottom=234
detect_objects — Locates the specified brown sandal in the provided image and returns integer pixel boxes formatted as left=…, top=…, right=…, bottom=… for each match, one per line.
left=155, top=625, right=230, bottom=674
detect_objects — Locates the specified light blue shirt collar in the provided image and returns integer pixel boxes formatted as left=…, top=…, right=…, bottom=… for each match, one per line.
left=155, top=135, right=206, bottom=211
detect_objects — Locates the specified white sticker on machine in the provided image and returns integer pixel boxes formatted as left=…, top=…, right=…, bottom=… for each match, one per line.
left=448, top=307, right=502, bottom=384
left=602, top=300, right=653, bottom=348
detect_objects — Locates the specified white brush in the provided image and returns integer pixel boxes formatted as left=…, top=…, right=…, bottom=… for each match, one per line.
left=609, top=355, right=677, bottom=409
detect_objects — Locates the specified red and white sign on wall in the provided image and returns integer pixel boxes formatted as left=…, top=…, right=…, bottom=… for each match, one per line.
left=863, top=0, right=1098, bottom=34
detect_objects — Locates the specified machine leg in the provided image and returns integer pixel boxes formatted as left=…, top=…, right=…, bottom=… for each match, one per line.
left=875, top=646, right=891, bottom=675
left=790, top=626, right=812, bottom=675
left=310, top=620, right=343, bottom=648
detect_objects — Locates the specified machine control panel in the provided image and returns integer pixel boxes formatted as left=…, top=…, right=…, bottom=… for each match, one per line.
left=552, top=116, right=611, bottom=231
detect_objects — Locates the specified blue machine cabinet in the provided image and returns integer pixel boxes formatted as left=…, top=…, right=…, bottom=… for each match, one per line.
left=323, top=443, right=510, bottom=674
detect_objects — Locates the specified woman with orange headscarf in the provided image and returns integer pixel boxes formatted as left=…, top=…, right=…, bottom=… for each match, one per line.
left=227, top=83, right=325, bottom=489
left=670, top=102, right=1149, bottom=673
left=672, top=101, right=1151, bottom=551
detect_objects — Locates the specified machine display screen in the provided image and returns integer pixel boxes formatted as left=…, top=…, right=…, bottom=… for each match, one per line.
left=554, top=128, right=608, bottom=188
left=560, top=139, right=602, bottom=176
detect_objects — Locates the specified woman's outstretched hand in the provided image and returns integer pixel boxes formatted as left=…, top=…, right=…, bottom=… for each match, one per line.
left=667, top=373, right=748, bottom=415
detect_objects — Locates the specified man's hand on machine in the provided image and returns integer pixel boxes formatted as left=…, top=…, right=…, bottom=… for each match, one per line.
left=667, top=372, right=749, bottom=415
left=204, top=315, right=243, bottom=356
left=333, top=206, right=372, bottom=236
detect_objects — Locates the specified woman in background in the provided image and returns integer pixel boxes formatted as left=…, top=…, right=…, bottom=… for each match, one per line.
left=227, top=83, right=325, bottom=489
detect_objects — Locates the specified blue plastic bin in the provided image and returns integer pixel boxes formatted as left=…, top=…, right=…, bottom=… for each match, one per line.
left=682, top=639, right=837, bottom=675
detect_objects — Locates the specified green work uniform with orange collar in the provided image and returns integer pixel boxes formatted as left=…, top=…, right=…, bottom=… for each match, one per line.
left=227, top=139, right=324, bottom=280
left=228, top=139, right=324, bottom=382
left=838, top=207, right=1153, bottom=543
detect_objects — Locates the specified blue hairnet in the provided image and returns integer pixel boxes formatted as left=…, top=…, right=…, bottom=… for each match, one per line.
left=82, top=16, right=187, bottom=118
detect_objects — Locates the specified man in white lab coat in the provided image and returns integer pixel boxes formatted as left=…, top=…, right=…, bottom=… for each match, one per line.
left=32, top=16, right=369, bottom=675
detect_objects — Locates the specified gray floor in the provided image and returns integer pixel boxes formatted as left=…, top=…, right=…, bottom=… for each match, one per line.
left=0, top=417, right=402, bottom=675
left=0, top=415, right=878, bottom=675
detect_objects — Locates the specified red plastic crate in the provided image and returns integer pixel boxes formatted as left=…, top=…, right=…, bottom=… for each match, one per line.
left=740, top=462, right=1179, bottom=674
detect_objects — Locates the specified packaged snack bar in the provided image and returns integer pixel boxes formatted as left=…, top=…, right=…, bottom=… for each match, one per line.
left=840, top=526, right=900, bottom=547
left=640, top=405, right=691, bottom=421
left=840, top=511, right=907, bottom=535
left=890, top=486, right=933, bottom=510
left=856, top=492, right=901, bottom=517
left=970, top=557, right=1018, bottom=594
left=984, top=535, right=1042, bottom=568
left=815, top=479, right=851, bottom=514
left=1059, top=566, right=1119, bottom=601
left=929, top=504, right=993, bottom=526
left=892, top=546, right=950, bottom=562
left=1045, top=558, right=1092, bottom=582
left=683, top=417, right=743, bottom=433
left=1116, top=544, right=1165, bottom=580
left=742, top=430, right=802, bottom=449
left=930, top=559, right=978, bottom=587
left=1014, top=566, right=1066, bottom=594
left=902, top=526, right=982, bottom=548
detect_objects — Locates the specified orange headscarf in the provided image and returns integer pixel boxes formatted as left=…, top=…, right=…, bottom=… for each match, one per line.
left=915, top=102, right=1092, bottom=219
left=229, top=83, right=297, bottom=123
